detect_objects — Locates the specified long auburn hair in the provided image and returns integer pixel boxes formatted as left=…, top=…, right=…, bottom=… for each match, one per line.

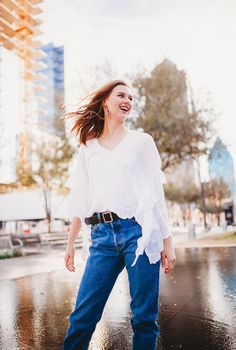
left=65, top=80, right=129, bottom=145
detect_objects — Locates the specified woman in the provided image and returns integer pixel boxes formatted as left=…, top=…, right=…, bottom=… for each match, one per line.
left=63, top=80, right=176, bottom=350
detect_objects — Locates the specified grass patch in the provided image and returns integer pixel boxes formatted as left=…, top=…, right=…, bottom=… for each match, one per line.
left=215, top=232, right=236, bottom=241
left=0, top=250, right=23, bottom=259
left=0, top=252, right=12, bottom=259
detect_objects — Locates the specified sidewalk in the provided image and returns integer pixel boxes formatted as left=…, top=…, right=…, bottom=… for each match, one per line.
left=171, top=224, right=236, bottom=244
left=173, top=231, right=236, bottom=248
left=1, top=231, right=235, bottom=281
left=0, top=248, right=84, bottom=281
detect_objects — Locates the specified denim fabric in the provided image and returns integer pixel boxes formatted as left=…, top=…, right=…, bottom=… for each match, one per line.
left=63, top=216, right=161, bottom=350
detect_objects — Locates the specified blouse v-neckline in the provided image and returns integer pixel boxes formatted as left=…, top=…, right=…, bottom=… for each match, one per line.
left=95, top=129, right=131, bottom=152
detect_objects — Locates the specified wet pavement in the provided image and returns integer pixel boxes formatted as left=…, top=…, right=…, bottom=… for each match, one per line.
left=0, top=246, right=235, bottom=350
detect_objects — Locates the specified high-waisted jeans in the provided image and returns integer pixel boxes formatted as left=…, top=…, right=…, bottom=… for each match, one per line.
left=63, top=216, right=161, bottom=350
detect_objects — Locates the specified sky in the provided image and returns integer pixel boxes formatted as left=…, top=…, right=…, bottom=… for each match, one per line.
left=39, top=0, right=236, bottom=178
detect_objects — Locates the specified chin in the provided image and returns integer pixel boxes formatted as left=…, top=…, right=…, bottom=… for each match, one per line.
left=120, top=112, right=129, bottom=118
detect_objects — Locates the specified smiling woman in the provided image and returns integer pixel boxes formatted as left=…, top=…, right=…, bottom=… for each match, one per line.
left=62, top=79, right=176, bottom=350
left=64, top=80, right=131, bottom=145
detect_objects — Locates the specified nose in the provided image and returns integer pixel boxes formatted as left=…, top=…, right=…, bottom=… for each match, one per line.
left=128, top=100, right=133, bottom=109
left=125, top=99, right=132, bottom=107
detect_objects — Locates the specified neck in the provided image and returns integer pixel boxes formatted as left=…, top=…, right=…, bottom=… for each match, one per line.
left=100, top=121, right=128, bottom=139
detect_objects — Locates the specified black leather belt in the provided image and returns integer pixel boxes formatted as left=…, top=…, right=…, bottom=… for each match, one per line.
left=84, top=211, right=120, bottom=225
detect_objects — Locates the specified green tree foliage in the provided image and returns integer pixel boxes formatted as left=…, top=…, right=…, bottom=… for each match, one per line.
left=164, top=182, right=200, bottom=205
left=8, top=134, right=73, bottom=231
left=32, top=136, right=74, bottom=231
left=33, top=137, right=73, bottom=191
left=164, top=182, right=201, bottom=225
left=202, top=178, right=230, bottom=225
left=132, top=59, right=215, bottom=170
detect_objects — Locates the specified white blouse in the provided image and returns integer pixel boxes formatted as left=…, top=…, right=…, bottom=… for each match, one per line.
left=66, top=128, right=171, bottom=267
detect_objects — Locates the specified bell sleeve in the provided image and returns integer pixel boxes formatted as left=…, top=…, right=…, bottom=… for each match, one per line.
left=132, top=133, right=171, bottom=266
left=66, top=145, right=89, bottom=221
left=143, top=134, right=171, bottom=239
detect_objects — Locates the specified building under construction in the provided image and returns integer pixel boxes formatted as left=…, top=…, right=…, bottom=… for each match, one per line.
left=0, top=0, right=45, bottom=184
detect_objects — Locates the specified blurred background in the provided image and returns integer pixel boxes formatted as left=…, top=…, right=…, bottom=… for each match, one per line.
left=0, top=1, right=236, bottom=349
left=0, top=0, right=235, bottom=237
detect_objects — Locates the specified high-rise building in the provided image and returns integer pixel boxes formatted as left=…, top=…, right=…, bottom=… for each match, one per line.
left=0, top=0, right=45, bottom=184
left=37, top=43, right=65, bottom=135
left=208, top=137, right=236, bottom=200
left=0, top=47, right=21, bottom=183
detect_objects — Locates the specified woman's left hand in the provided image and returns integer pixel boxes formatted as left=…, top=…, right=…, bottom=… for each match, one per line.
left=161, top=236, right=176, bottom=274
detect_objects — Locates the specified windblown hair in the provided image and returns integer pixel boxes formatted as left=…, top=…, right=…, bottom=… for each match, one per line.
left=64, top=80, right=128, bottom=145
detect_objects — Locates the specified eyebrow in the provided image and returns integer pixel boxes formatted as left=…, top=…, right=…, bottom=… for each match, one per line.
left=117, top=91, right=133, bottom=98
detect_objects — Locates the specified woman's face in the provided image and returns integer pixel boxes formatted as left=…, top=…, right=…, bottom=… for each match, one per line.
left=103, top=84, right=133, bottom=121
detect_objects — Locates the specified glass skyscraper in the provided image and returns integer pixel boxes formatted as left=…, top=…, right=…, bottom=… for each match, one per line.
left=208, top=137, right=236, bottom=200
left=37, top=43, right=64, bottom=134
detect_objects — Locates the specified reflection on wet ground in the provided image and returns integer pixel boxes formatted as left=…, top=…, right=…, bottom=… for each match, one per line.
left=0, top=247, right=235, bottom=350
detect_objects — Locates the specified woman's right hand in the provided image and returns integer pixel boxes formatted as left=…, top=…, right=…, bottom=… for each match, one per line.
left=64, top=243, right=76, bottom=272
left=64, top=217, right=81, bottom=272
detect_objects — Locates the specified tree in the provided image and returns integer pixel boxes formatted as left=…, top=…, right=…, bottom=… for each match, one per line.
left=164, top=182, right=200, bottom=224
left=16, top=163, right=36, bottom=187
left=203, top=178, right=230, bottom=225
left=53, top=89, right=66, bottom=137
left=32, top=136, right=74, bottom=232
left=132, top=59, right=215, bottom=170
left=4, top=132, right=74, bottom=232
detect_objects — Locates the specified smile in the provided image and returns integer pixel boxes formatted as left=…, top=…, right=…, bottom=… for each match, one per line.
left=119, top=105, right=129, bottom=112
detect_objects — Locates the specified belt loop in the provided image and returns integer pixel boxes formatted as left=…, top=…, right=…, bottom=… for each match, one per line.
left=97, top=212, right=101, bottom=223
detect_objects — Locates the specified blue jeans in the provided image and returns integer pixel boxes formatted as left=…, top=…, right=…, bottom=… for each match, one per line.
left=63, top=216, right=161, bottom=350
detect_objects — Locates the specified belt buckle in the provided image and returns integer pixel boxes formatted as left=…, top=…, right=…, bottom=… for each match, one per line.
left=101, top=211, right=113, bottom=223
